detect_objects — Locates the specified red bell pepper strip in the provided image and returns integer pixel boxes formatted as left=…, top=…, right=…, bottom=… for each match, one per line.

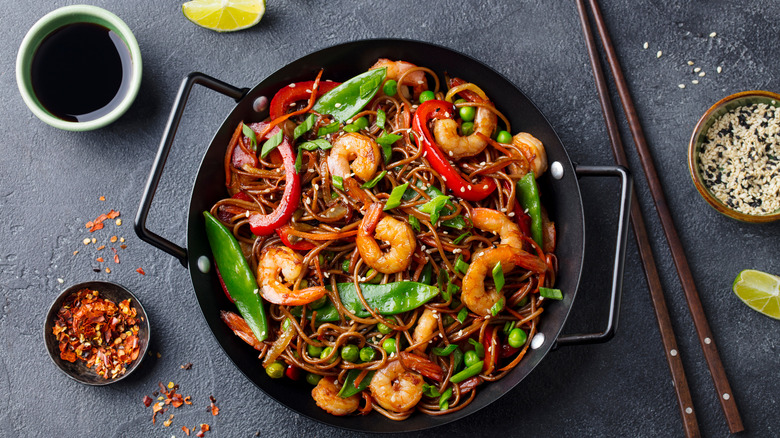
left=276, top=225, right=316, bottom=251
left=269, top=80, right=340, bottom=120
left=411, top=100, right=497, bottom=201
left=247, top=126, right=300, bottom=236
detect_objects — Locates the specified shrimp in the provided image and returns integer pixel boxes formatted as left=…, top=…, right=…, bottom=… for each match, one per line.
left=370, top=58, right=428, bottom=96
left=470, top=208, right=524, bottom=251
left=327, top=133, right=381, bottom=182
left=220, top=310, right=263, bottom=351
left=432, top=104, right=497, bottom=159
left=369, top=360, right=424, bottom=413
left=512, top=132, right=548, bottom=178
left=257, top=246, right=327, bottom=306
left=312, top=377, right=361, bottom=416
left=411, top=308, right=438, bottom=353
left=461, top=246, right=547, bottom=316
left=357, top=202, right=416, bottom=274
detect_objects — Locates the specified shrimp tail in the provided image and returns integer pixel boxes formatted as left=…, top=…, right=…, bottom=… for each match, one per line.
left=510, top=249, right=548, bottom=275
left=260, top=285, right=328, bottom=306
left=399, top=351, right=443, bottom=382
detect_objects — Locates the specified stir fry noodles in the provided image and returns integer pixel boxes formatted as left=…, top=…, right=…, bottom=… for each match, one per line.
left=205, top=58, right=558, bottom=420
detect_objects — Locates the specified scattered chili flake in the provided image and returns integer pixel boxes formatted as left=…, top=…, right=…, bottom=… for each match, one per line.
left=143, top=395, right=153, bottom=407
left=121, top=244, right=128, bottom=250
left=209, top=396, right=219, bottom=416
left=152, top=401, right=165, bottom=424
left=120, top=237, right=125, bottom=243
left=181, top=362, right=193, bottom=370
left=136, top=267, right=146, bottom=275
left=201, top=424, right=210, bottom=432
left=96, top=257, right=104, bottom=263
left=72, top=250, right=79, bottom=255
left=182, top=426, right=191, bottom=436
left=163, top=413, right=174, bottom=427
left=85, top=221, right=94, bottom=229
left=107, top=210, right=120, bottom=219
left=114, top=254, right=120, bottom=264
left=83, top=238, right=91, bottom=245
left=50, top=288, right=140, bottom=380
left=156, top=352, right=162, bottom=358
left=97, top=245, right=105, bottom=250
left=184, top=396, right=192, bottom=405
left=99, top=196, right=106, bottom=201
left=110, top=236, right=118, bottom=243
left=89, top=222, right=104, bottom=232
left=105, top=268, right=111, bottom=273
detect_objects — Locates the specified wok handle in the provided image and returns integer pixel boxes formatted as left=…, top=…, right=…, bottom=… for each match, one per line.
left=134, top=72, right=249, bottom=267
left=555, top=164, right=632, bottom=347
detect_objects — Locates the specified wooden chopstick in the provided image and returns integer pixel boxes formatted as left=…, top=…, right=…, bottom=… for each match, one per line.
left=581, top=0, right=744, bottom=434
left=574, top=1, right=699, bottom=436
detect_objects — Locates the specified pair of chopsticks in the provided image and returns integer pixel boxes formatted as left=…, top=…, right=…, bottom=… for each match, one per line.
left=574, top=1, right=744, bottom=436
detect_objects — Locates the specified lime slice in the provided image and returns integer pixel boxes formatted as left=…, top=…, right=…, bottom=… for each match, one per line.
left=182, top=0, right=266, bottom=32
left=732, top=269, right=780, bottom=320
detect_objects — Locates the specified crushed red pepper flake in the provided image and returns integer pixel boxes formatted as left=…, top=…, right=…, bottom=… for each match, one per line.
left=120, top=244, right=128, bottom=249
left=184, top=395, right=192, bottom=405
left=99, top=196, right=106, bottom=201
left=209, top=395, right=219, bottom=416
left=51, top=288, right=140, bottom=379
left=96, top=257, right=104, bottom=263
left=136, top=267, right=146, bottom=275
left=181, top=362, right=193, bottom=370
left=182, top=426, right=191, bottom=436
left=143, top=395, right=153, bottom=407
left=97, top=245, right=106, bottom=251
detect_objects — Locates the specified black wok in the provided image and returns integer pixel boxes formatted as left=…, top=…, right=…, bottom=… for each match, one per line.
left=135, top=39, right=632, bottom=432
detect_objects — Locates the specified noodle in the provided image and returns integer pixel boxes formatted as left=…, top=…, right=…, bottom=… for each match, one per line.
left=211, top=59, right=557, bottom=419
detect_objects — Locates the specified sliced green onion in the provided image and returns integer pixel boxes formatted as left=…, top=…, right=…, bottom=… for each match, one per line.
left=439, top=387, right=453, bottom=411
left=540, top=287, right=564, bottom=300
left=361, top=170, right=387, bottom=189
left=490, top=296, right=505, bottom=316
left=438, top=269, right=450, bottom=301
left=294, top=149, right=304, bottom=173
left=317, top=122, right=339, bottom=137
left=408, top=215, right=421, bottom=232
left=446, top=282, right=459, bottom=300
left=376, top=109, right=386, bottom=129
left=383, top=182, right=409, bottom=211
left=418, top=195, right=450, bottom=214
left=342, top=123, right=358, bottom=133
left=260, top=130, right=283, bottom=158
left=452, top=347, right=464, bottom=371
left=452, top=232, right=471, bottom=245
left=299, top=138, right=331, bottom=151
left=442, top=214, right=467, bottom=230
left=332, top=175, right=344, bottom=191
left=454, top=255, right=469, bottom=275
left=456, top=307, right=468, bottom=323
left=468, top=338, right=484, bottom=358
left=492, top=261, right=505, bottom=294
left=422, top=383, right=441, bottom=398
left=352, top=116, right=369, bottom=131
left=376, top=132, right=402, bottom=147
left=242, top=123, right=258, bottom=151
left=450, top=360, right=483, bottom=383
left=503, top=320, right=515, bottom=335
left=432, top=344, right=459, bottom=356
left=293, top=114, right=316, bottom=140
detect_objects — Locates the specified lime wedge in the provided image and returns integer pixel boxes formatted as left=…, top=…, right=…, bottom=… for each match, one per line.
left=182, top=0, right=266, bottom=32
left=732, top=269, right=780, bottom=320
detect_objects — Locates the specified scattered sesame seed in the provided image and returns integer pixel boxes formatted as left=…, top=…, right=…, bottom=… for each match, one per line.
left=687, top=61, right=694, bottom=66
left=335, top=103, right=342, bottom=108
left=699, top=71, right=706, bottom=77
left=643, top=42, right=648, bottom=49
left=467, top=185, right=472, bottom=190
left=459, top=187, right=465, bottom=193
left=115, top=219, right=122, bottom=226
left=57, top=278, right=64, bottom=284
left=694, top=67, right=701, bottom=73
left=452, top=248, right=462, bottom=254
left=709, top=32, right=717, bottom=38
left=508, top=212, right=515, bottom=217
left=305, top=89, right=312, bottom=93
left=119, top=237, right=125, bottom=243
left=656, top=50, right=662, bottom=58
left=83, top=238, right=91, bottom=245
left=442, top=176, right=447, bottom=182
left=692, top=80, right=699, bottom=84
left=289, top=83, right=296, bottom=88
left=483, top=184, right=489, bottom=189
left=417, top=80, right=424, bottom=85
left=678, top=84, right=686, bottom=89
left=448, top=151, right=453, bottom=157
left=91, top=238, right=96, bottom=244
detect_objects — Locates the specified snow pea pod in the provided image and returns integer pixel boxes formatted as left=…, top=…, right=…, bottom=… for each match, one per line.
left=312, top=68, right=386, bottom=123
left=338, top=369, right=375, bottom=398
left=516, top=172, right=543, bottom=247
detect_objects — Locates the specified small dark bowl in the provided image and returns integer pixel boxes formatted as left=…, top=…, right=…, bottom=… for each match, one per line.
left=44, top=281, right=150, bottom=385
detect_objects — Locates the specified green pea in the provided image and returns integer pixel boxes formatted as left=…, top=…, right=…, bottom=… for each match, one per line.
left=459, top=105, right=476, bottom=122
left=464, top=350, right=480, bottom=368
left=377, top=323, right=393, bottom=334
left=360, top=346, right=376, bottom=362
left=383, top=79, right=398, bottom=96
left=299, top=279, right=308, bottom=289
left=517, top=296, right=529, bottom=308
left=309, top=295, right=327, bottom=310
left=496, top=130, right=512, bottom=144
left=341, top=259, right=351, bottom=273
left=353, top=117, right=369, bottom=131
left=341, top=344, right=360, bottom=362
left=365, top=268, right=382, bottom=284
left=461, top=122, right=475, bottom=136
left=307, top=344, right=323, bottom=357
left=343, top=123, right=359, bottom=133
left=265, top=361, right=285, bottom=379
left=442, top=314, right=456, bottom=326
left=318, top=253, right=325, bottom=266
left=508, top=328, right=528, bottom=348
left=382, top=338, right=397, bottom=355
left=320, top=346, right=338, bottom=363
left=306, top=372, right=322, bottom=385
left=419, top=90, right=435, bottom=103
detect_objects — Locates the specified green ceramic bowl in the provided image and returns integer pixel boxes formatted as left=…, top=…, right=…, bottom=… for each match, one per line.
left=688, top=90, right=780, bottom=222
left=16, top=5, right=142, bottom=131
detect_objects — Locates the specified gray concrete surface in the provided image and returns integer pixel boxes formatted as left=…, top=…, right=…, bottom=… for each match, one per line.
left=1, top=0, right=778, bottom=436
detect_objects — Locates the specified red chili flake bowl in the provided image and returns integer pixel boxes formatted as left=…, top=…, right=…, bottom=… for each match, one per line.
left=43, top=281, right=150, bottom=385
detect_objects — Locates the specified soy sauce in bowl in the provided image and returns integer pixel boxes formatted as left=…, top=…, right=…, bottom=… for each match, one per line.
left=30, top=22, right=132, bottom=123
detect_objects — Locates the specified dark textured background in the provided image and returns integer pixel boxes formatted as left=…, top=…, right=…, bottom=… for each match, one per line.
left=2, top=1, right=779, bottom=436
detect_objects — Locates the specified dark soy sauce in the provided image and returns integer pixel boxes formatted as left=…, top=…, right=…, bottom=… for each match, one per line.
left=31, top=23, right=133, bottom=123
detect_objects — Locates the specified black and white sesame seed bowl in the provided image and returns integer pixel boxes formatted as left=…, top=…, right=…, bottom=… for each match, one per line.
left=689, top=90, right=780, bottom=223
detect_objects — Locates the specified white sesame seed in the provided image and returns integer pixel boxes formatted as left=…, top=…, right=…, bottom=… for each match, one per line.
left=452, top=248, right=462, bottom=254
left=709, top=32, right=717, bottom=38
left=467, top=185, right=472, bottom=190
left=448, top=151, right=453, bottom=157
left=305, top=89, right=312, bottom=93
left=692, top=80, right=699, bottom=84
left=656, top=50, right=662, bottom=58
left=643, top=42, right=648, bottom=49
left=442, top=176, right=447, bottom=182
left=694, top=67, right=701, bottom=73
left=420, top=245, right=426, bottom=251
left=57, top=278, right=64, bottom=284
left=699, top=71, right=706, bottom=77
left=459, top=187, right=465, bottom=193
left=480, top=161, right=486, bottom=166
left=678, top=84, right=686, bottom=89
left=508, top=212, right=515, bottom=217
left=687, top=60, right=694, bottom=66
left=717, top=66, right=722, bottom=73
left=444, top=112, right=450, bottom=118
left=417, top=80, right=424, bottom=85
left=500, top=207, right=507, bottom=212
left=335, top=103, right=342, bottom=108
left=289, top=102, right=296, bottom=107
left=483, top=184, right=489, bottom=189
left=289, top=83, right=296, bottom=88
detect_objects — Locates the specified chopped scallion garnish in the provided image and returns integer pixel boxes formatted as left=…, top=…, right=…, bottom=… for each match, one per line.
left=489, top=296, right=505, bottom=316
left=422, top=383, right=441, bottom=398
left=242, top=123, right=258, bottom=151
left=361, top=170, right=387, bottom=189
left=439, top=387, right=453, bottom=411
left=468, top=338, right=485, bottom=358
left=454, top=255, right=469, bottom=275
left=383, top=182, right=409, bottom=211
left=294, top=149, right=303, bottom=173
left=408, top=215, right=421, bottom=232
left=376, top=109, right=386, bottom=130
left=539, top=287, right=563, bottom=300
left=293, top=114, right=316, bottom=140
left=317, top=122, right=340, bottom=137
left=432, top=344, right=459, bottom=356
left=456, top=307, right=468, bottom=323
left=376, top=132, right=402, bottom=147
left=492, top=261, right=505, bottom=294
left=260, top=130, right=283, bottom=158
left=452, top=232, right=471, bottom=245
left=332, top=175, right=344, bottom=191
